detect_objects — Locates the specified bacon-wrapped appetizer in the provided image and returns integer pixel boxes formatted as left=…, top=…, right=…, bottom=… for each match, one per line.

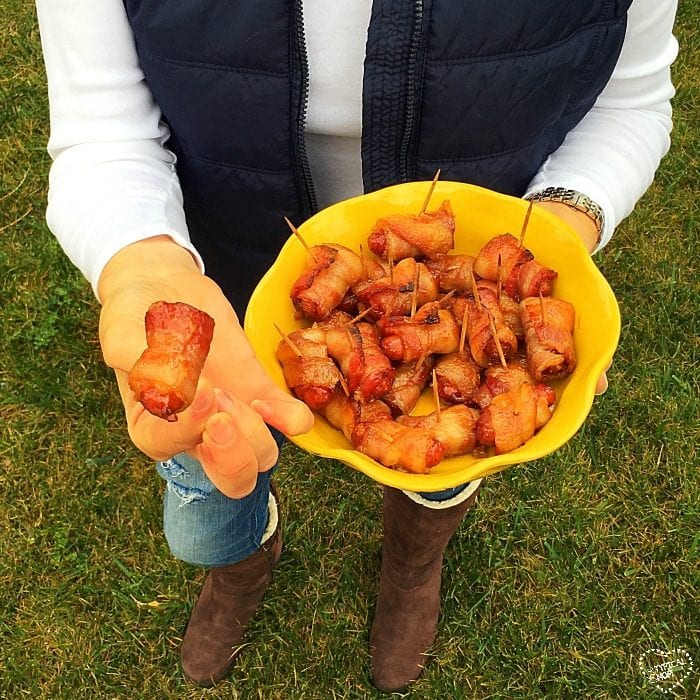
left=319, top=389, right=393, bottom=442
left=367, top=200, right=455, bottom=261
left=398, top=405, right=480, bottom=457
left=433, top=350, right=482, bottom=405
left=516, top=259, right=558, bottom=300
left=276, top=327, right=341, bottom=411
left=129, top=301, right=215, bottom=422
left=377, top=301, right=460, bottom=363
left=291, top=243, right=364, bottom=321
left=425, top=254, right=476, bottom=293
left=476, top=382, right=556, bottom=454
left=383, top=356, right=435, bottom=417
left=354, top=257, right=439, bottom=319
left=473, top=233, right=533, bottom=297
left=462, top=284, right=519, bottom=368
left=325, top=322, right=395, bottom=403
left=520, top=297, right=576, bottom=381
left=351, top=417, right=445, bottom=474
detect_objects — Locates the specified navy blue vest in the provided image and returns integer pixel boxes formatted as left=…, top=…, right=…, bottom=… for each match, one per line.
left=123, top=0, right=630, bottom=314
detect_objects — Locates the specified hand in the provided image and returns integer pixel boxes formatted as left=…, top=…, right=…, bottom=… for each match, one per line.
left=97, top=236, right=314, bottom=498
left=533, top=201, right=610, bottom=395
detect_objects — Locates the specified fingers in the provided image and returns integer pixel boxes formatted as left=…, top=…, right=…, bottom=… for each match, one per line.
left=250, top=390, right=315, bottom=436
left=595, top=373, right=609, bottom=395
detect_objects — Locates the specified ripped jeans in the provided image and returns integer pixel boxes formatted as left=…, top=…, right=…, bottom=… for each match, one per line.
left=157, top=432, right=476, bottom=568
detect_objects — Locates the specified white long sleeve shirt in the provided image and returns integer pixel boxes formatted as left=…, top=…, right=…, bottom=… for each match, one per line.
left=36, top=0, right=678, bottom=295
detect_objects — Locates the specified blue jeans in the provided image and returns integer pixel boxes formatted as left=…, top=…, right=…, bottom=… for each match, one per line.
left=157, top=432, right=472, bottom=567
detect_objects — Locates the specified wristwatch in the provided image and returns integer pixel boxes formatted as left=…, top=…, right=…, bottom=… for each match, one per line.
left=525, top=187, right=605, bottom=246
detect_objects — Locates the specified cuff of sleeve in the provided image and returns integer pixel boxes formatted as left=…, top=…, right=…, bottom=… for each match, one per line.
left=524, top=177, right=616, bottom=254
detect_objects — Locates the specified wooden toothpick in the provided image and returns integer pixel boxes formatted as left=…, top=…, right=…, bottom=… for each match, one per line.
left=470, top=272, right=483, bottom=311
left=432, top=368, right=441, bottom=421
left=410, top=264, right=421, bottom=318
left=273, top=322, right=302, bottom=356
left=488, top=312, right=507, bottom=369
left=419, top=168, right=442, bottom=215
left=459, top=301, right=469, bottom=354
left=496, top=253, right=503, bottom=303
left=350, top=307, right=373, bottom=324
left=284, top=216, right=317, bottom=261
left=519, top=201, right=533, bottom=248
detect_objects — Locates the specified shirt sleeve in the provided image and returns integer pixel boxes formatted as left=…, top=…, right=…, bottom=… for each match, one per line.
left=525, top=0, right=679, bottom=251
left=36, top=0, right=204, bottom=297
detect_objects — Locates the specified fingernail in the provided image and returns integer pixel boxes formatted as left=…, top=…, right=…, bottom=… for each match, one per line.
left=210, top=417, right=234, bottom=445
left=250, top=399, right=271, bottom=419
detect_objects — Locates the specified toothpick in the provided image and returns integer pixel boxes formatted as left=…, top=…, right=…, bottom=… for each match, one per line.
left=350, top=307, right=373, bottom=324
left=415, top=351, right=428, bottom=373
left=273, top=322, right=302, bottom=356
left=438, top=289, right=457, bottom=307
left=432, top=368, right=441, bottom=421
left=459, top=301, right=469, bottom=354
left=337, top=371, right=350, bottom=397
left=488, top=312, right=507, bottom=369
left=496, top=253, right=503, bottom=303
left=284, top=216, right=317, bottom=261
left=519, top=201, right=533, bottom=248
left=470, top=272, right=483, bottom=311
left=419, top=168, right=441, bottom=215
left=410, top=264, right=421, bottom=317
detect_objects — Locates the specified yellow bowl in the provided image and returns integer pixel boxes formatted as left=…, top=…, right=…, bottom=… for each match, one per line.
left=244, top=181, right=620, bottom=491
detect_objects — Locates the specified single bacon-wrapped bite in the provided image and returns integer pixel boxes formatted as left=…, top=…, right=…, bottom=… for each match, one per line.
left=520, top=297, right=576, bottom=381
left=398, top=405, right=480, bottom=457
left=276, top=327, right=340, bottom=411
left=434, top=350, right=482, bottom=405
left=325, top=322, right=395, bottom=403
left=319, top=389, right=393, bottom=442
left=354, top=257, right=439, bottom=319
left=473, top=233, right=533, bottom=297
left=367, top=200, right=456, bottom=261
left=425, top=254, right=476, bottom=293
left=129, top=301, right=215, bottom=422
left=291, top=244, right=364, bottom=321
left=476, top=382, right=555, bottom=454
left=377, top=301, right=460, bottom=362
left=383, top=356, right=435, bottom=417
left=516, top=259, right=558, bottom=299
left=351, top=417, right=445, bottom=474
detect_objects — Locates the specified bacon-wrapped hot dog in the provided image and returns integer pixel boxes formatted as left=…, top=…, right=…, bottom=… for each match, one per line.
left=351, top=417, right=444, bottom=474
left=520, top=297, right=576, bottom=381
left=433, top=350, right=482, bottom=405
left=276, top=327, right=340, bottom=411
left=476, top=382, right=555, bottom=454
left=377, top=302, right=460, bottom=363
left=473, top=233, right=533, bottom=297
left=129, top=301, right=215, bottom=421
left=367, top=200, right=455, bottom=261
left=291, top=244, right=364, bottom=321
left=425, top=254, right=476, bottom=293
left=319, top=389, right=393, bottom=442
left=398, top=405, right=479, bottom=457
left=325, top=322, right=395, bottom=403
left=383, top=356, right=435, bottom=417
left=516, top=259, right=558, bottom=299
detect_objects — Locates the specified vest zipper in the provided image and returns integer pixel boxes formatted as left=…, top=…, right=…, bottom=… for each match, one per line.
left=292, top=0, right=318, bottom=217
left=399, top=0, right=424, bottom=182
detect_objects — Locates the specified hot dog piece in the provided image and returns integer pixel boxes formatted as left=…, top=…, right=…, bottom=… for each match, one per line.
left=516, top=259, right=558, bottom=299
left=433, top=350, right=482, bottom=405
left=383, top=356, right=435, bottom=418
left=425, top=254, right=476, bottom=293
left=129, top=301, right=215, bottom=422
left=473, top=233, right=533, bottom=297
left=398, top=405, right=480, bottom=457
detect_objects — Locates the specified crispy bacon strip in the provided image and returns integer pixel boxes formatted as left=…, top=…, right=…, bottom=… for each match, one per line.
left=377, top=302, right=460, bottom=362
left=325, top=322, right=395, bottom=403
left=476, top=382, right=555, bottom=454
left=354, top=257, right=439, bottom=319
left=520, top=297, right=576, bottom=381
left=276, top=327, right=340, bottom=410
left=128, top=301, right=215, bottom=422
left=516, top=259, right=558, bottom=299
left=319, top=389, right=393, bottom=442
left=367, top=200, right=456, bottom=261
left=351, top=418, right=444, bottom=474
left=398, top=405, right=479, bottom=457
left=425, top=254, right=476, bottom=293
left=473, top=233, right=534, bottom=298
left=291, top=244, right=364, bottom=321
left=383, top=356, right=435, bottom=418
left=433, top=350, right=482, bottom=405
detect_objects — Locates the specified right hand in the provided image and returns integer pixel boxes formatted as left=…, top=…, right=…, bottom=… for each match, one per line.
left=97, top=235, right=314, bottom=498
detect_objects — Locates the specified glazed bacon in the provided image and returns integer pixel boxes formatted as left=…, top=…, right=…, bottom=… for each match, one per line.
left=351, top=417, right=444, bottom=474
left=325, top=322, right=395, bottom=403
left=128, top=301, right=215, bottom=422
left=319, top=389, right=393, bottom=442
left=275, top=327, right=340, bottom=411
left=367, top=200, right=456, bottom=261
left=520, top=297, right=576, bottom=381
left=473, top=233, right=533, bottom=297
left=398, top=405, right=479, bottom=457
left=516, top=259, right=558, bottom=299
left=291, top=243, right=364, bottom=321
left=433, top=350, right=481, bottom=405
left=377, top=301, right=460, bottom=363
left=476, top=382, right=556, bottom=454
left=383, top=356, right=435, bottom=418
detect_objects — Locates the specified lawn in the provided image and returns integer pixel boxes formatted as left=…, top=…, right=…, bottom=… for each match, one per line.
left=1, top=2, right=698, bottom=699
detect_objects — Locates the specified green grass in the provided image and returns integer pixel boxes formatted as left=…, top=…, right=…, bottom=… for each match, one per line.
left=1, top=2, right=698, bottom=698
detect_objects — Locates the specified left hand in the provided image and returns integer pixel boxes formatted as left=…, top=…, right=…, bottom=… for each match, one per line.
left=532, top=201, right=610, bottom=395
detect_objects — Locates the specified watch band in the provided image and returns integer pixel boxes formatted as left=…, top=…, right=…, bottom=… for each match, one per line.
left=525, top=187, right=605, bottom=246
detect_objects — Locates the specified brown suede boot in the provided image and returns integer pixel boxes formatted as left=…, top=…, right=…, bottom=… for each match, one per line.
left=370, top=484, right=481, bottom=692
left=180, top=494, right=282, bottom=687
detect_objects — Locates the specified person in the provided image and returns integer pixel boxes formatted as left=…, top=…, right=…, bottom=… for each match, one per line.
left=35, top=0, right=678, bottom=692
